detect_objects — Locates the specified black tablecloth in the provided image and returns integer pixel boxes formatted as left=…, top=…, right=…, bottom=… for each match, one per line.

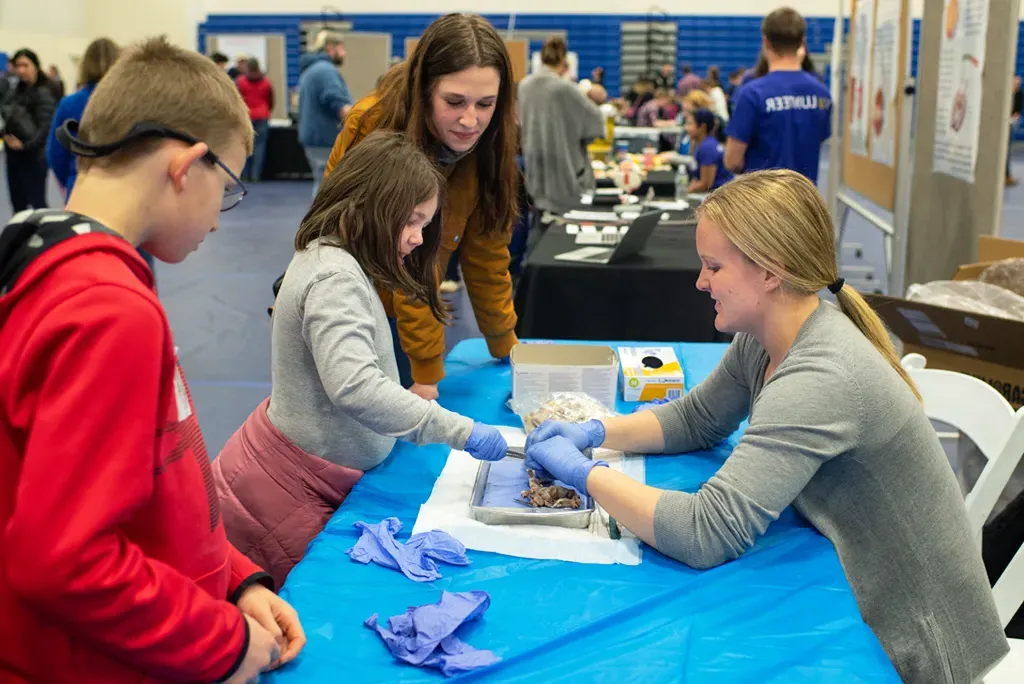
left=263, top=125, right=312, bottom=180
left=514, top=216, right=727, bottom=343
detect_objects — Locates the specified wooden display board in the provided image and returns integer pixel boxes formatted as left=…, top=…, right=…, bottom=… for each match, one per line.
left=905, top=0, right=1020, bottom=285
left=404, top=37, right=529, bottom=83
left=841, top=0, right=910, bottom=211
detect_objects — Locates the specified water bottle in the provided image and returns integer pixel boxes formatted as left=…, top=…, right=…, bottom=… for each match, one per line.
left=674, top=164, right=689, bottom=202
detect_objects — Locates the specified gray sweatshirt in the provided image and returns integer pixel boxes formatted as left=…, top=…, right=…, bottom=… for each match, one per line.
left=267, top=240, right=474, bottom=470
left=650, top=302, right=1008, bottom=683
left=518, top=68, right=606, bottom=214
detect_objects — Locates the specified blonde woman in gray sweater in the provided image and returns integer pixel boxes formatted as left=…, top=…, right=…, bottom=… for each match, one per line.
left=524, top=170, right=1008, bottom=683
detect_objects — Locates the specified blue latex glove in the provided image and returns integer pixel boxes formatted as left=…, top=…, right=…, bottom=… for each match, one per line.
left=525, top=418, right=606, bottom=453
left=346, top=518, right=469, bottom=582
left=525, top=435, right=609, bottom=496
left=632, top=397, right=672, bottom=413
left=365, top=590, right=500, bottom=676
left=463, top=423, right=507, bottom=461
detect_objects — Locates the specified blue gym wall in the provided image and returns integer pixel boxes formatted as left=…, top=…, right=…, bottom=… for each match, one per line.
left=200, top=13, right=866, bottom=97
left=200, top=12, right=1024, bottom=110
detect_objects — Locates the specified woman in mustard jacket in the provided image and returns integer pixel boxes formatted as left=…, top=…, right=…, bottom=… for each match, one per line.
left=324, top=13, right=520, bottom=401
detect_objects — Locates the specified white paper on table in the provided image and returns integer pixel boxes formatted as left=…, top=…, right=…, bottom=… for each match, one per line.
left=411, top=427, right=644, bottom=565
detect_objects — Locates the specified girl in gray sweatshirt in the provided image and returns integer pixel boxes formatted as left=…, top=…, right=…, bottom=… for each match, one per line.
left=523, top=170, right=1009, bottom=683
left=213, top=131, right=506, bottom=585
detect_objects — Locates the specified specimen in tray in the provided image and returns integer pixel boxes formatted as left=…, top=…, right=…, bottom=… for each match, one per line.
left=519, top=469, right=581, bottom=509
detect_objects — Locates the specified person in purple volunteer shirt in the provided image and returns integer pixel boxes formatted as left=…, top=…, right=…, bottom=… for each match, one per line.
left=724, top=7, right=832, bottom=183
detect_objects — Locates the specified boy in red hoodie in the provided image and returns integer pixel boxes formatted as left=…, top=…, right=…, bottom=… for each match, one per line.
left=0, top=37, right=305, bottom=683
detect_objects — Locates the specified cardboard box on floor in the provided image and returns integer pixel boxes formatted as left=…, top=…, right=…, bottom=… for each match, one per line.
left=865, top=235, right=1024, bottom=409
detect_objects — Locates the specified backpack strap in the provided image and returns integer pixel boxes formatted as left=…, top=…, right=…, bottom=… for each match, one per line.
left=0, top=210, right=124, bottom=295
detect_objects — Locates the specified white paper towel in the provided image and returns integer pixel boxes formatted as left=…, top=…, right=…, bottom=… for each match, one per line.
left=411, top=427, right=644, bottom=565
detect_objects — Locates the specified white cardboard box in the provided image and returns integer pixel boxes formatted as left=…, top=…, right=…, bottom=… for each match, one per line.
left=618, top=346, right=685, bottom=402
left=510, top=344, right=619, bottom=409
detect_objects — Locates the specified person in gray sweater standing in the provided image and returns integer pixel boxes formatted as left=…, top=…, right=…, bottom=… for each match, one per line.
left=212, top=131, right=508, bottom=585
left=518, top=36, right=606, bottom=219
left=523, top=170, right=1009, bottom=683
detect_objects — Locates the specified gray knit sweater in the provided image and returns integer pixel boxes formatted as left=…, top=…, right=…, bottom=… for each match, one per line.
left=267, top=240, right=474, bottom=470
left=518, top=68, right=606, bottom=214
left=649, top=302, right=1008, bottom=683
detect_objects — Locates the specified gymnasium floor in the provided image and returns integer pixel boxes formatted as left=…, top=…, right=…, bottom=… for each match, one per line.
left=3, top=150, right=1024, bottom=456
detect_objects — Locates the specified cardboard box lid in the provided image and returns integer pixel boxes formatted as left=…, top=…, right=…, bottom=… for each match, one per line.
left=511, top=343, right=618, bottom=367
left=865, top=294, right=1024, bottom=370
left=977, top=235, right=1024, bottom=262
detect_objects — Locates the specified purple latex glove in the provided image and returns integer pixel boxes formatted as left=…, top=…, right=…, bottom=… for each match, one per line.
left=346, top=517, right=469, bottom=582
left=464, top=423, right=507, bottom=461
left=525, top=435, right=609, bottom=496
left=365, top=590, right=500, bottom=677
left=525, top=418, right=606, bottom=453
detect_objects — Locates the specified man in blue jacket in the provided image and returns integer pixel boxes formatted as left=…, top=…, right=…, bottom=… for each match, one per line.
left=298, top=30, right=352, bottom=197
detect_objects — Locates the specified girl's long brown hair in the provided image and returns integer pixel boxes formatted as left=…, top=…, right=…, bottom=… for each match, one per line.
left=357, top=13, right=519, bottom=236
left=294, top=130, right=447, bottom=321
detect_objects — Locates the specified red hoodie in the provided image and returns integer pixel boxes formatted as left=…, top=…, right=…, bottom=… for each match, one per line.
left=236, top=73, right=273, bottom=121
left=0, top=211, right=271, bottom=683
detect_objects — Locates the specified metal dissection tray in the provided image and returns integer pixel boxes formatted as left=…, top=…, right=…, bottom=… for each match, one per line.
left=468, top=460, right=594, bottom=529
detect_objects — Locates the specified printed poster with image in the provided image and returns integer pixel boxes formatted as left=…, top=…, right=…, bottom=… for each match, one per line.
left=869, top=0, right=901, bottom=167
left=933, top=0, right=989, bottom=183
left=848, top=0, right=876, bottom=157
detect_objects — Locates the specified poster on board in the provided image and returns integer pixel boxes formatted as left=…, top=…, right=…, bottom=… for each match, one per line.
left=530, top=51, right=579, bottom=81
left=932, top=0, right=988, bottom=183
left=869, top=0, right=900, bottom=166
left=849, top=0, right=876, bottom=157
left=214, top=35, right=268, bottom=72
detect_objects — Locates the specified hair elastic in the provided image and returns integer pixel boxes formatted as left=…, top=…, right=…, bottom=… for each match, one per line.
left=827, top=278, right=846, bottom=294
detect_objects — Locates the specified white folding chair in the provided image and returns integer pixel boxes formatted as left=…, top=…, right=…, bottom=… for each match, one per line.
left=900, top=354, right=1024, bottom=683
left=900, top=353, right=1024, bottom=548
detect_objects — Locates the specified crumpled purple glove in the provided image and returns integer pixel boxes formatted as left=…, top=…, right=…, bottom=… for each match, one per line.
left=525, top=419, right=606, bottom=453
left=525, top=435, right=608, bottom=496
left=464, top=423, right=507, bottom=461
left=365, top=590, right=500, bottom=677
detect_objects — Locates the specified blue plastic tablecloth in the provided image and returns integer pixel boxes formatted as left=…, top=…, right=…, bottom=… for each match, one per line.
left=267, top=340, right=899, bottom=682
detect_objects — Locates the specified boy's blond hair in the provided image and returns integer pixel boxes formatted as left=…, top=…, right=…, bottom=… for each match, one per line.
left=77, top=36, right=253, bottom=172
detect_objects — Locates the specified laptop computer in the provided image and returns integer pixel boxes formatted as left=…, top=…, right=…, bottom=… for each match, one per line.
left=554, top=211, right=661, bottom=265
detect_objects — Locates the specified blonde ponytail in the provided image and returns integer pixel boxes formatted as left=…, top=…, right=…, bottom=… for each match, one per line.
left=833, top=284, right=921, bottom=401
left=699, top=169, right=921, bottom=403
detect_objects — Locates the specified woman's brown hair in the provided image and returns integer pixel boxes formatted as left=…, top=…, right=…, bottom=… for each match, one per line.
left=78, top=37, right=120, bottom=88
left=294, top=130, right=447, bottom=321
left=540, top=36, right=568, bottom=68
left=359, top=13, right=519, bottom=237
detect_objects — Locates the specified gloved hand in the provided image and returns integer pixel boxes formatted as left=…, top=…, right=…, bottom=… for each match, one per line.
left=463, top=423, right=507, bottom=461
left=632, top=397, right=672, bottom=413
left=525, top=419, right=606, bottom=453
left=525, top=436, right=608, bottom=495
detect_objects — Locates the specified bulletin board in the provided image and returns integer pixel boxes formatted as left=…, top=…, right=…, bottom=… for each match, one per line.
left=841, top=0, right=911, bottom=211
left=404, top=38, right=529, bottom=83
left=904, top=0, right=1021, bottom=286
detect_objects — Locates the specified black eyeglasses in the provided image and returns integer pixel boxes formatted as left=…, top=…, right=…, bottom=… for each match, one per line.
left=56, top=120, right=248, bottom=212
